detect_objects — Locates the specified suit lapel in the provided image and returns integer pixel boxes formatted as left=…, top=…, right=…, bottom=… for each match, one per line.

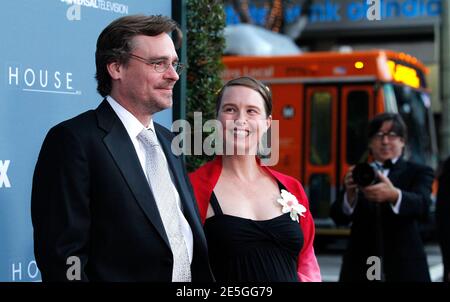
left=387, top=158, right=406, bottom=186
left=96, top=100, right=171, bottom=248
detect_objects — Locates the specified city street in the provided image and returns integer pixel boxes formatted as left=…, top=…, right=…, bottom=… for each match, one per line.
left=316, top=240, right=444, bottom=282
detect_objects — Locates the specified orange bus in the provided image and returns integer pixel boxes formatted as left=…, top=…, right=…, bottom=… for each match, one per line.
left=222, top=50, right=438, bottom=236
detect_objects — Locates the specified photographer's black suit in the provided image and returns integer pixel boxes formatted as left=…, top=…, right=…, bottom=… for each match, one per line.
left=331, top=158, right=434, bottom=282
left=31, top=100, right=214, bottom=282
left=436, top=157, right=450, bottom=282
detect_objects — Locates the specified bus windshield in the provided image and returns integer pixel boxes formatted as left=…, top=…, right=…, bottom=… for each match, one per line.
left=386, top=84, right=438, bottom=169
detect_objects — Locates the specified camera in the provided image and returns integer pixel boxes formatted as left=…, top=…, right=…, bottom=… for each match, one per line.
left=352, top=163, right=379, bottom=187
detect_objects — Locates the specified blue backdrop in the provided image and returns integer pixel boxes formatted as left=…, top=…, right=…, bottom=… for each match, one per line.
left=0, top=0, right=173, bottom=281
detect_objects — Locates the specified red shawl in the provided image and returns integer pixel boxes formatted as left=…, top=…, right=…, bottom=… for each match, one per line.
left=189, top=156, right=322, bottom=282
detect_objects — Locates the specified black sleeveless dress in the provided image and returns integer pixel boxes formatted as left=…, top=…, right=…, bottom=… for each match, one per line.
left=203, top=182, right=304, bottom=282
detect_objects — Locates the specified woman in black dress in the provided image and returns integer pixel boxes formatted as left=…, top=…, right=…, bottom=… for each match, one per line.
left=189, top=77, right=321, bottom=282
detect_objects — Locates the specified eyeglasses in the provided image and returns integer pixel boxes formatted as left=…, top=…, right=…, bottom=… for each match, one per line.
left=373, top=131, right=400, bottom=141
left=128, top=53, right=185, bottom=75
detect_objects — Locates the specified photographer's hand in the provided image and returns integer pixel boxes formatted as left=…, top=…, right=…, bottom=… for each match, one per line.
left=344, top=166, right=358, bottom=206
left=361, top=172, right=399, bottom=204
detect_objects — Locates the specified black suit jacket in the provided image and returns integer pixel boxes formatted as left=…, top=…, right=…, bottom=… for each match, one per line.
left=330, top=158, right=434, bottom=282
left=436, top=157, right=450, bottom=282
left=31, top=100, right=214, bottom=282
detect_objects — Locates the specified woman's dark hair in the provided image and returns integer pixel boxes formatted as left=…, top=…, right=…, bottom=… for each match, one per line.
left=95, top=15, right=181, bottom=97
left=215, top=76, right=272, bottom=117
left=368, top=113, right=408, bottom=142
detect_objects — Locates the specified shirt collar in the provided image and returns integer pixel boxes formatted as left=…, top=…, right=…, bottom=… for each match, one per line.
left=106, top=96, right=155, bottom=137
left=374, top=156, right=399, bottom=169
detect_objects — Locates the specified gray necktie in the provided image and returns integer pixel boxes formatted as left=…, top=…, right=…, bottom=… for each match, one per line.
left=137, top=128, right=191, bottom=282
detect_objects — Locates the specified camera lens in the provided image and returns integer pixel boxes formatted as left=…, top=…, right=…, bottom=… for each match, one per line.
left=352, top=163, right=378, bottom=187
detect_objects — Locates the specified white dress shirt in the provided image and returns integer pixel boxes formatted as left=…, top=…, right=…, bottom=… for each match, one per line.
left=107, top=96, right=193, bottom=263
left=343, top=157, right=403, bottom=215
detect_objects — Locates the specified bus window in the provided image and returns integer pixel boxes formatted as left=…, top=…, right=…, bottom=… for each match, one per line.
left=392, top=85, right=436, bottom=168
left=346, top=91, right=369, bottom=164
left=310, top=92, right=332, bottom=165
left=383, top=84, right=398, bottom=112
left=309, top=174, right=331, bottom=219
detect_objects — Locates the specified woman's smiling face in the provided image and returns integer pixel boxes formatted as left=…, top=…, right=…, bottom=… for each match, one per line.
left=217, top=85, right=272, bottom=155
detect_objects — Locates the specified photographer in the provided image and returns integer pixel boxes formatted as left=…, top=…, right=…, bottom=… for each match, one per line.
left=330, top=113, right=434, bottom=282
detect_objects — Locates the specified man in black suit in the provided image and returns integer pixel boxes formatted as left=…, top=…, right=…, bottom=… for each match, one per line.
left=31, top=15, right=214, bottom=282
left=436, top=156, right=450, bottom=282
left=331, top=113, right=434, bottom=282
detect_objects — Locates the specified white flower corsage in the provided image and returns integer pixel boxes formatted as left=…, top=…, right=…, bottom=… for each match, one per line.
left=277, top=189, right=307, bottom=222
